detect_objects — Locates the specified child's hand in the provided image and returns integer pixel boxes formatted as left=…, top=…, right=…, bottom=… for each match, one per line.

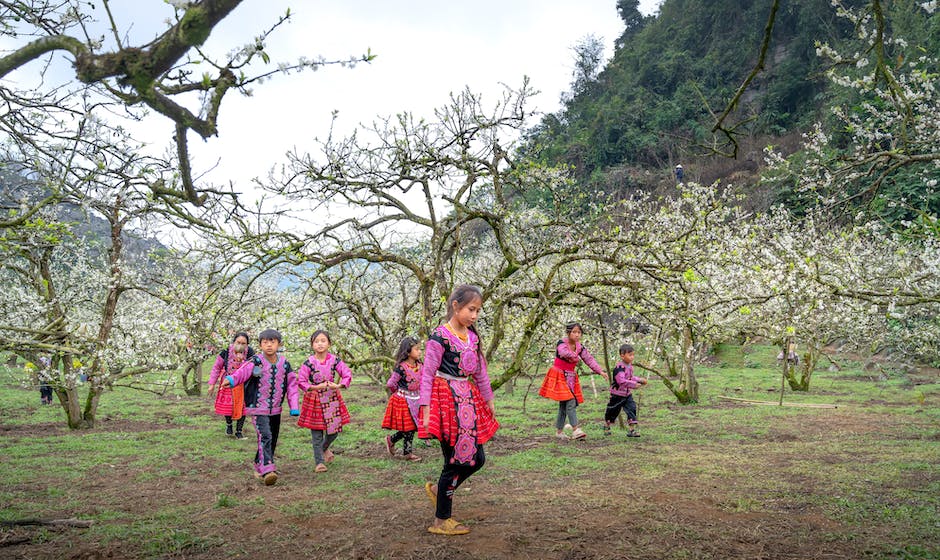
left=329, top=382, right=341, bottom=390
left=220, top=379, right=231, bottom=389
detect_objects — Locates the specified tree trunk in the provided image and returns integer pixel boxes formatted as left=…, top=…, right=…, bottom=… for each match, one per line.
left=676, top=324, right=699, bottom=403
left=794, top=344, right=820, bottom=392
left=181, top=361, right=202, bottom=396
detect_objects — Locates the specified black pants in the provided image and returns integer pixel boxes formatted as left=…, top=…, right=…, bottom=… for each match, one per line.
left=225, top=415, right=246, bottom=433
left=604, top=393, right=637, bottom=424
left=390, top=430, right=415, bottom=455
left=252, top=414, right=281, bottom=475
left=435, top=441, right=486, bottom=520
left=39, top=384, right=53, bottom=404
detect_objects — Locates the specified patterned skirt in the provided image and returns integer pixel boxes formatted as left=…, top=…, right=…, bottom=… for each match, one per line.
left=538, top=366, right=584, bottom=404
left=214, top=384, right=245, bottom=419
left=418, top=376, right=498, bottom=465
left=382, top=392, right=418, bottom=432
left=298, top=388, right=351, bottom=434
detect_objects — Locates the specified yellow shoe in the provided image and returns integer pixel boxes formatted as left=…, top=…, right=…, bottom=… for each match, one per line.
left=424, top=482, right=437, bottom=506
left=427, top=518, right=470, bottom=535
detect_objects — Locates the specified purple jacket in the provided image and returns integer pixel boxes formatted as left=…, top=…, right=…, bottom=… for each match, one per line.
left=387, top=361, right=421, bottom=392
left=226, top=354, right=299, bottom=416
left=610, top=361, right=644, bottom=397
left=297, top=353, right=352, bottom=392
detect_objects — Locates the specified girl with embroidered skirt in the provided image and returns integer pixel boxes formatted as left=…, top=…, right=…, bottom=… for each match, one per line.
left=419, top=285, right=499, bottom=536
left=207, top=332, right=255, bottom=439
left=382, top=336, right=423, bottom=461
left=539, top=322, right=609, bottom=440
left=297, top=330, right=353, bottom=473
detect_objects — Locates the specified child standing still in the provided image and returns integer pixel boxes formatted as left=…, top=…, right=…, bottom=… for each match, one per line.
left=221, top=329, right=299, bottom=485
left=382, top=336, right=423, bottom=461
left=207, top=332, right=254, bottom=439
left=539, top=322, right=609, bottom=440
left=604, top=344, right=648, bottom=437
left=420, top=285, right=499, bottom=536
left=297, top=330, right=353, bottom=473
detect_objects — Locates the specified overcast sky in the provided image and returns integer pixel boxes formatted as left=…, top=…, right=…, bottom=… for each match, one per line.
left=155, top=0, right=662, bottom=188
left=3, top=0, right=663, bottom=190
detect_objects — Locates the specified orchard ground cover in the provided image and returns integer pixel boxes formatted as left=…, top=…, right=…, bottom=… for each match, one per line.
left=0, top=344, right=937, bottom=559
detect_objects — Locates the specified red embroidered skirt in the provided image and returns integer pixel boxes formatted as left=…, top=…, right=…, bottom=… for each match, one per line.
left=214, top=384, right=245, bottom=419
left=382, top=393, right=418, bottom=432
left=417, top=376, right=498, bottom=447
left=538, top=366, right=584, bottom=404
left=297, top=389, right=350, bottom=433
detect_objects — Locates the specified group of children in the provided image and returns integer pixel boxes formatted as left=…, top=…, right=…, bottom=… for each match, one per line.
left=205, top=284, right=644, bottom=536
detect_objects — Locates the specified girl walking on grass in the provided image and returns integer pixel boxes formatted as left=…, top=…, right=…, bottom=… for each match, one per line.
left=297, top=330, right=353, bottom=473
left=539, top=322, right=609, bottom=440
left=419, top=285, right=499, bottom=536
left=207, top=332, right=254, bottom=439
left=382, top=336, right=424, bottom=461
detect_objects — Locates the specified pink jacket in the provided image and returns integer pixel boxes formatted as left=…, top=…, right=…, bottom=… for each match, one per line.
left=226, top=354, right=299, bottom=416
left=297, top=353, right=352, bottom=391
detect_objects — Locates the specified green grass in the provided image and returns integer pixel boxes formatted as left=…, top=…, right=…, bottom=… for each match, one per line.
left=0, top=344, right=937, bottom=559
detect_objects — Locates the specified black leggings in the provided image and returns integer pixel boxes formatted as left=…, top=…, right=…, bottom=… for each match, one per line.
left=225, top=415, right=246, bottom=433
left=390, top=430, right=415, bottom=455
left=435, top=441, right=486, bottom=520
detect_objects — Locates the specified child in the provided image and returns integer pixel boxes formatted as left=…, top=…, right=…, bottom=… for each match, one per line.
left=382, top=336, right=423, bottom=461
left=297, top=330, right=352, bottom=473
left=221, top=329, right=298, bottom=485
left=419, top=285, right=498, bottom=536
left=539, top=322, right=609, bottom=440
left=604, top=344, right=648, bottom=437
left=207, top=332, right=254, bottom=439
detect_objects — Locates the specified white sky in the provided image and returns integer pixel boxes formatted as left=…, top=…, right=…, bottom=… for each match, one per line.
left=2, top=0, right=663, bottom=190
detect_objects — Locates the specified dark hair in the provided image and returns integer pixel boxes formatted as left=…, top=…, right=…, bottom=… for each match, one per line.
left=565, top=322, right=583, bottom=334
left=232, top=332, right=250, bottom=344
left=394, top=336, right=419, bottom=364
left=258, top=329, right=282, bottom=343
left=619, top=344, right=635, bottom=355
left=309, top=330, right=331, bottom=346
left=444, top=284, right=485, bottom=368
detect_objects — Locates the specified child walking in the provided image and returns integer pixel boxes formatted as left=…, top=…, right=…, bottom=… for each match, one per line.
left=207, top=332, right=254, bottom=439
left=382, top=336, right=423, bottom=461
left=604, top=344, right=648, bottom=437
left=221, top=329, right=298, bottom=485
left=539, top=322, right=609, bottom=440
left=297, top=330, right=353, bottom=473
left=419, top=285, right=498, bottom=536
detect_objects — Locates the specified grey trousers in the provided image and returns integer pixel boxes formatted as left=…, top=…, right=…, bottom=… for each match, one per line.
left=311, top=430, right=339, bottom=464
left=555, top=399, right=578, bottom=429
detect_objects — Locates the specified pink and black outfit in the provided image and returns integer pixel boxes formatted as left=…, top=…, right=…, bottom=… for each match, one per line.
left=207, top=345, right=254, bottom=437
left=604, top=361, right=645, bottom=426
left=382, top=360, right=421, bottom=456
left=539, top=340, right=605, bottom=430
left=297, top=353, right=352, bottom=465
left=418, top=325, right=499, bottom=521
left=225, top=355, right=299, bottom=476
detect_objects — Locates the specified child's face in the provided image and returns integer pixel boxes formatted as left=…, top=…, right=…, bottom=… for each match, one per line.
left=259, top=338, right=279, bottom=357
left=621, top=351, right=635, bottom=364
left=312, top=334, right=331, bottom=354
left=452, top=296, right=482, bottom=328
left=408, top=343, right=422, bottom=361
left=567, top=326, right=582, bottom=343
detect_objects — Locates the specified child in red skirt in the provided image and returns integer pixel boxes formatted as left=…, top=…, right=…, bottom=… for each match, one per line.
left=297, top=330, right=352, bottom=473
left=419, top=285, right=499, bottom=536
left=207, top=332, right=254, bottom=438
left=382, top=336, right=423, bottom=461
left=539, top=322, right=609, bottom=440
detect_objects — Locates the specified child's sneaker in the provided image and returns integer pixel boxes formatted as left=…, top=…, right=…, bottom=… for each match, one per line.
left=385, top=435, right=395, bottom=455
left=571, top=427, right=587, bottom=440
left=555, top=431, right=570, bottom=440
left=263, top=471, right=278, bottom=485
left=225, top=424, right=233, bottom=436
left=235, top=431, right=245, bottom=440
left=627, top=430, right=641, bottom=438
left=563, top=423, right=573, bottom=431
left=603, top=425, right=612, bottom=436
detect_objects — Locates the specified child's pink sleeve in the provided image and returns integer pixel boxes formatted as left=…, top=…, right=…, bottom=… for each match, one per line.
left=336, top=360, right=353, bottom=389
left=226, top=360, right=253, bottom=387
left=286, top=363, right=299, bottom=412
left=419, top=339, right=444, bottom=406
left=578, top=346, right=606, bottom=376
left=297, top=360, right=312, bottom=392
left=472, top=351, right=494, bottom=402
left=386, top=366, right=402, bottom=390
left=207, top=355, right=225, bottom=386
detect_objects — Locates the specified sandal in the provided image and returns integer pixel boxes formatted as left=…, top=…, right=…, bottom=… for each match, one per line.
left=427, top=518, right=470, bottom=536
left=424, top=482, right=437, bottom=506
left=385, top=435, right=395, bottom=455
left=315, top=463, right=328, bottom=473
left=404, top=454, right=422, bottom=462
left=324, top=449, right=335, bottom=463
